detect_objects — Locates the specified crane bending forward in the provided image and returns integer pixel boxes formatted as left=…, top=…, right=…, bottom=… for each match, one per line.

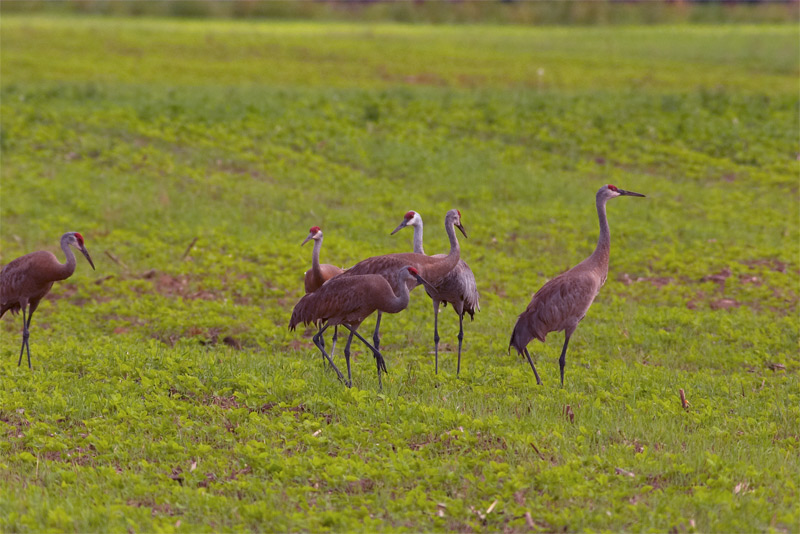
left=509, top=185, right=645, bottom=386
left=0, top=232, right=96, bottom=369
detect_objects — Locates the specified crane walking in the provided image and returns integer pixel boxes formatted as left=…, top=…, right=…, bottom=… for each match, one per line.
left=342, top=209, right=466, bottom=354
left=301, top=226, right=344, bottom=359
left=509, top=185, right=644, bottom=386
left=0, top=232, right=96, bottom=369
left=391, top=210, right=479, bottom=375
left=289, top=266, right=436, bottom=388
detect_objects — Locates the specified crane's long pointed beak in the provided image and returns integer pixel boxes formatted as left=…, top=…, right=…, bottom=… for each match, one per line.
left=81, top=246, right=96, bottom=270
left=390, top=220, right=407, bottom=235
left=620, top=189, right=645, bottom=197
left=456, top=223, right=468, bottom=239
left=301, top=235, right=313, bottom=246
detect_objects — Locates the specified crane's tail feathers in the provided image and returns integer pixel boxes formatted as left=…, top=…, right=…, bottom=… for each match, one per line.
left=508, top=318, right=531, bottom=357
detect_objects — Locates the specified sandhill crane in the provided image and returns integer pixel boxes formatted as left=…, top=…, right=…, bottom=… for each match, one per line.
left=302, top=226, right=344, bottom=293
left=509, top=185, right=645, bottom=386
left=289, top=266, right=435, bottom=388
left=341, top=208, right=466, bottom=353
left=0, top=232, right=96, bottom=369
left=391, top=210, right=479, bottom=375
left=301, top=226, right=344, bottom=359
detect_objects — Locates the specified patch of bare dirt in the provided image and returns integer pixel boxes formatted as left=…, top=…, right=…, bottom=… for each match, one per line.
left=710, top=298, right=742, bottom=310
left=739, top=274, right=762, bottom=286
left=0, top=411, right=30, bottom=438
left=344, top=478, right=376, bottom=494
left=701, top=267, right=732, bottom=289
left=206, top=395, right=244, bottom=410
left=154, top=327, right=246, bottom=349
left=619, top=273, right=674, bottom=287
left=741, top=258, right=787, bottom=273
left=127, top=498, right=181, bottom=517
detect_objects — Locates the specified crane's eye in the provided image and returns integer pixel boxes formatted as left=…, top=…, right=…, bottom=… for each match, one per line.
left=404, top=211, right=415, bottom=220
left=607, top=184, right=618, bottom=192
left=408, top=267, right=418, bottom=275
left=74, top=233, right=84, bottom=245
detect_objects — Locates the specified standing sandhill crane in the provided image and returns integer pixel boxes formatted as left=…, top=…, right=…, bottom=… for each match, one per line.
left=301, top=226, right=344, bottom=358
left=289, top=266, right=435, bottom=388
left=509, top=185, right=645, bottom=386
left=302, top=226, right=344, bottom=293
left=0, top=232, right=96, bottom=369
left=391, top=210, right=479, bottom=375
left=341, top=208, right=466, bottom=353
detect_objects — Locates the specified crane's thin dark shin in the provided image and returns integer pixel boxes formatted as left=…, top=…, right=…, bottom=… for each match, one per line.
left=25, top=308, right=34, bottom=369
left=343, top=330, right=355, bottom=388
left=559, top=335, right=571, bottom=388
left=343, top=325, right=387, bottom=389
left=312, top=324, right=344, bottom=382
left=317, top=325, right=327, bottom=367
left=17, top=307, right=29, bottom=368
left=523, top=347, right=542, bottom=385
left=456, top=313, right=464, bottom=376
left=372, top=312, right=382, bottom=352
left=317, top=325, right=339, bottom=366
left=433, top=301, right=440, bottom=374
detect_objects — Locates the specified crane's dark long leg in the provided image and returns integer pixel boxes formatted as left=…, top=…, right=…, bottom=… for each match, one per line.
left=342, top=330, right=355, bottom=388
left=559, top=334, right=571, bottom=388
left=456, top=312, right=465, bottom=376
left=372, top=312, right=382, bottom=352
left=312, top=325, right=344, bottom=382
left=317, top=325, right=326, bottom=367
left=523, top=347, right=542, bottom=385
left=17, top=306, right=29, bottom=368
left=433, top=300, right=441, bottom=374
left=343, top=324, right=387, bottom=389
left=316, top=325, right=339, bottom=367
left=24, top=306, right=34, bottom=369
left=331, top=326, right=338, bottom=358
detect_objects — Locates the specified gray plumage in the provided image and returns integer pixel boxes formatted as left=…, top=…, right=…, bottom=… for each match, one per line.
left=0, top=232, right=95, bottom=369
left=339, top=209, right=466, bottom=353
left=391, top=210, right=479, bottom=375
left=509, top=185, right=645, bottom=386
left=289, top=266, right=435, bottom=388
left=301, top=225, right=345, bottom=361
left=302, top=226, right=344, bottom=293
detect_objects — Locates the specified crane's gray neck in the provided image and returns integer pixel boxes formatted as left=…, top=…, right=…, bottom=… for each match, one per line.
left=383, top=272, right=412, bottom=313
left=445, top=216, right=461, bottom=258
left=58, top=233, right=77, bottom=281
left=592, top=196, right=611, bottom=267
left=412, top=221, right=425, bottom=255
left=427, top=215, right=460, bottom=281
left=311, top=238, right=323, bottom=276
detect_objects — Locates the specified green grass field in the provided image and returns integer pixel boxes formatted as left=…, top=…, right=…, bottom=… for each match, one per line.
left=1, top=15, right=798, bottom=532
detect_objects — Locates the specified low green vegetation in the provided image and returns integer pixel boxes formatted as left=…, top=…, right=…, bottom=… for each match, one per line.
left=0, top=16, right=798, bottom=532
